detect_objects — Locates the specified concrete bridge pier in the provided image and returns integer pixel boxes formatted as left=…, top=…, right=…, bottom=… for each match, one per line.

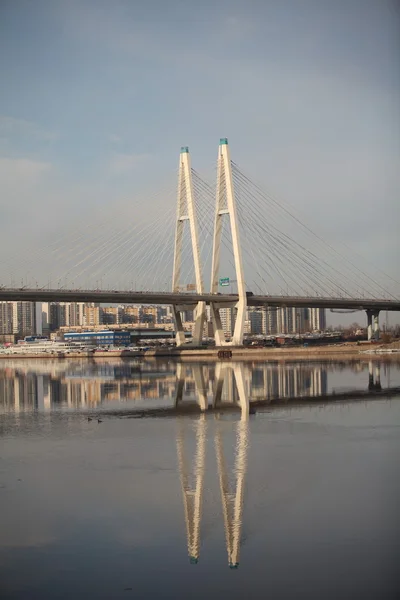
left=366, top=309, right=380, bottom=341
left=172, top=306, right=186, bottom=346
left=373, top=311, right=380, bottom=340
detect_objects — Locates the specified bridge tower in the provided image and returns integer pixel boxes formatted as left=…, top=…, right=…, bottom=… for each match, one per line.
left=210, top=138, right=247, bottom=346
left=172, top=147, right=206, bottom=346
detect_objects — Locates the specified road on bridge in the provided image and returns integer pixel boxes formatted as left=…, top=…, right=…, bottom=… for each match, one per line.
left=0, top=287, right=399, bottom=312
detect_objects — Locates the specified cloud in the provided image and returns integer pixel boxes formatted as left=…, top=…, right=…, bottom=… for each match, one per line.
left=109, top=152, right=150, bottom=175
left=0, top=157, right=51, bottom=185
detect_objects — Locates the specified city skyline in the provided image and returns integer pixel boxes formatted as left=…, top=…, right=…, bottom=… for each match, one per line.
left=0, top=300, right=329, bottom=340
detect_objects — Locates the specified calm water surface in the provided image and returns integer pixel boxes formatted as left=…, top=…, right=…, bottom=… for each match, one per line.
left=0, top=358, right=399, bottom=599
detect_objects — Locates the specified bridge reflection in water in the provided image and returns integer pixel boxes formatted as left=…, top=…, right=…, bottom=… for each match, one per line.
left=174, top=358, right=395, bottom=569
left=177, top=414, right=249, bottom=568
left=0, top=359, right=398, bottom=415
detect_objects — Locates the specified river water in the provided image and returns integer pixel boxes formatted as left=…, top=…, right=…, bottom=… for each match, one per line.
left=1, top=358, right=399, bottom=599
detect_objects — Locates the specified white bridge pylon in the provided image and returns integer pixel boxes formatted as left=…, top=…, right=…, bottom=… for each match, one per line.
left=172, top=139, right=247, bottom=347
left=210, top=138, right=247, bottom=346
left=172, top=146, right=206, bottom=346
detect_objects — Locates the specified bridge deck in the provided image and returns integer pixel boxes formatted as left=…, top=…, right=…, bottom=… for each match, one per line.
left=0, top=288, right=399, bottom=311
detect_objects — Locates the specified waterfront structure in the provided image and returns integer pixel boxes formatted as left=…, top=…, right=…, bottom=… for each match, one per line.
left=1, top=339, right=95, bottom=355
left=64, top=330, right=131, bottom=346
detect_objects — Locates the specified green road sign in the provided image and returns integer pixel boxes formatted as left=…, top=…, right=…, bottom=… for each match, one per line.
left=219, top=277, right=230, bottom=287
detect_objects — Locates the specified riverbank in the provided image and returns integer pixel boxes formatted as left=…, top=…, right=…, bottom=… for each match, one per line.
left=1, top=341, right=400, bottom=362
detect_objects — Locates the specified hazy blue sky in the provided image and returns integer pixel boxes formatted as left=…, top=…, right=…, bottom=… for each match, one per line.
left=0, top=0, right=399, bottom=306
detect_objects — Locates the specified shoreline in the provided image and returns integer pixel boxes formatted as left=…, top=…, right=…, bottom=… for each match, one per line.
left=1, top=343, right=399, bottom=362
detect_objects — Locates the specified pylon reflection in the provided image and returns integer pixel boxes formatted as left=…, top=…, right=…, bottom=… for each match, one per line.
left=176, top=362, right=249, bottom=568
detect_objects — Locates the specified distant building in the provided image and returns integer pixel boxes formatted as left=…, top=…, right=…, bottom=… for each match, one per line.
left=202, top=304, right=323, bottom=338
left=84, top=303, right=102, bottom=327
left=123, top=306, right=139, bottom=323
left=102, top=306, right=125, bottom=325
left=42, top=302, right=85, bottom=332
left=247, top=309, right=263, bottom=335
left=262, top=307, right=278, bottom=335
left=0, top=302, right=13, bottom=334
left=277, top=307, right=309, bottom=334
left=12, top=301, right=38, bottom=337
left=68, top=302, right=85, bottom=327
left=219, top=307, right=235, bottom=338
left=309, top=308, right=326, bottom=332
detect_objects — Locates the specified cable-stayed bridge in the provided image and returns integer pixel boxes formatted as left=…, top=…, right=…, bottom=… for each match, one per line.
left=1, top=138, right=399, bottom=345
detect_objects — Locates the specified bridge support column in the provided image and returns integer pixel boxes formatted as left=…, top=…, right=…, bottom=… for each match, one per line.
left=172, top=306, right=186, bottom=346
left=373, top=310, right=380, bottom=341
left=366, top=309, right=380, bottom=341
left=192, top=301, right=206, bottom=346
left=366, top=310, right=373, bottom=341
left=210, top=302, right=235, bottom=347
